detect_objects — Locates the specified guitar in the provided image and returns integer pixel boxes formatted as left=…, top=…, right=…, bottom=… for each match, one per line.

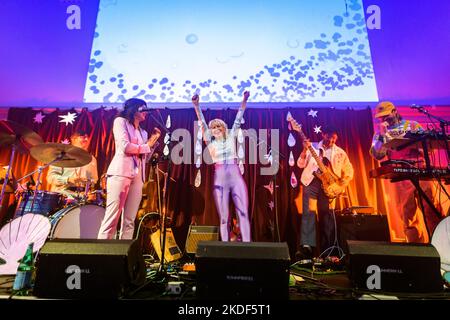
left=288, top=116, right=348, bottom=199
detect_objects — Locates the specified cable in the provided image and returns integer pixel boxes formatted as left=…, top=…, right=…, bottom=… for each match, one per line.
left=318, top=207, right=345, bottom=260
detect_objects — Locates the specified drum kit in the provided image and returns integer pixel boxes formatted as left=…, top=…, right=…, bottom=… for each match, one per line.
left=0, top=120, right=106, bottom=240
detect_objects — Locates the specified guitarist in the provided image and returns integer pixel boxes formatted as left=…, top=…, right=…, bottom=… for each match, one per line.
left=296, top=125, right=354, bottom=258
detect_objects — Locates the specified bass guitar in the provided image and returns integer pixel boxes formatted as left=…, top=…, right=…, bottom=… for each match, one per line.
left=288, top=116, right=348, bottom=199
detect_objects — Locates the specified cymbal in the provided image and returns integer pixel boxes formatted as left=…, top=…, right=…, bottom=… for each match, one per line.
left=0, top=120, right=43, bottom=153
left=30, top=143, right=92, bottom=168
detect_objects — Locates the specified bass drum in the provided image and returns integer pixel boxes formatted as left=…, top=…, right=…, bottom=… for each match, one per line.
left=50, top=204, right=105, bottom=239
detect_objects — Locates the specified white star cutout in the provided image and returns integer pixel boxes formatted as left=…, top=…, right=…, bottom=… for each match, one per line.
left=59, top=112, right=77, bottom=125
left=268, top=201, right=274, bottom=210
left=61, top=139, right=70, bottom=145
left=308, top=109, right=318, bottom=118
left=33, top=112, right=45, bottom=124
left=313, top=125, right=322, bottom=134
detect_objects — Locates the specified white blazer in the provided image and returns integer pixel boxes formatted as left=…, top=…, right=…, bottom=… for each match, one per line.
left=107, top=117, right=156, bottom=180
left=297, top=141, right=354, bottom=187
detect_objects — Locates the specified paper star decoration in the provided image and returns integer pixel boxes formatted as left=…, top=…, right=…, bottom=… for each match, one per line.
left=268, top=201, right=274, bottom=210
left=59, top=112, right=77, bottom=125
left=33, top=112, right=45, bottom=124
left=313, top=125, right=322, bottom=134
left=263, top=181, right=278, bottom=195
left=308, top=109, right=318, bottom=118
left=61, top=139, right=70, bottom=145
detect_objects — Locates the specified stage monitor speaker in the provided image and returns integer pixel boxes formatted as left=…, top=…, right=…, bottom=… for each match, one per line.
left=34, top=239, right=145, bottom=299
left=195, top=241, right=290, bottom=300
left=347, top=240, right=442, bottom=293
left=338, top=214, right=390, bottom=253
left=185, top=225, right=219, bottom=254
left=150, top=228, right=182, bottom=262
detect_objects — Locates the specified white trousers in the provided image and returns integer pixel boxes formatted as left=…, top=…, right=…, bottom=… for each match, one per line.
left=97, top=173, right=143, bottom=240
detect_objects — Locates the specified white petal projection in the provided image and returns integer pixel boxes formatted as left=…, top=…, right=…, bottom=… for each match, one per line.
left=194, top=170, right=201, bottom=187
left=163, top=144, right=170, bottom=156
left=195, top=156, right=201, bottom=168
left=288, top=122, right=292, bottom=131
left=58, top=112, right=77, bottom=125
left=164, top=133, right=170, bottom=144
left=237, top=129, right=244, bottom=144
left=195, top=140, right=202, bottom=155
left=238, top=145, right=245, bottom=159
left=289, top=151, right=295, bottom=167
left=165, top=115, right=171, bottom=129
left=0, top=214, right=51, bottom=275
left=286, top=111, right=293, bottom=122
left=287, top=133, right=296, bottom=147
left=197, top=129, right=203, bottom=140
left=290, top=172, right=298, bottom=188
left=239, top=160, right=245, bottom=175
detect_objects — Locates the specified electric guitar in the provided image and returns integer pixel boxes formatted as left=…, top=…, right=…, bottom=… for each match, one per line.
left=288, top=116, right=348, bottom=199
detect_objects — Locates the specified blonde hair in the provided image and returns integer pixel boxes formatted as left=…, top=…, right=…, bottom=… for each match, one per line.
left=208, top=118, right=227, bottom=138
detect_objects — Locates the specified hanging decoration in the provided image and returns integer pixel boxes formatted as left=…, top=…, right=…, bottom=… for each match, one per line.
left=33, top=112, right=45, bottom=124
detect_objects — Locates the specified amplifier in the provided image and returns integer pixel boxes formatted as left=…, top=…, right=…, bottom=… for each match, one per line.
left=195, top=241, right=290, bottom=300
left=185, top=225, right=219, bottom=254
left=347, top=241, right=442, bottom=293
left=34, top=239, right=145, bottom=298
left=337, top=214, right=390, bottom=253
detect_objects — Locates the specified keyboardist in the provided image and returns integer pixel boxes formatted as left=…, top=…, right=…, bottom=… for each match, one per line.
left=370, top=101, right=441, bottom=243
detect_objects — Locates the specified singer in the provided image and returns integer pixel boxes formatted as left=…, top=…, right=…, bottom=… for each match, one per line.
left=370, top=101, right=440, bottom=243
left=192, top=91, right=251, bottom=242
left=98, top=98, right=161, bottom=239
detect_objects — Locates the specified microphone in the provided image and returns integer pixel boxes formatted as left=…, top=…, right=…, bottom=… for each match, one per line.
left=411, top=104, right=424, bottom=110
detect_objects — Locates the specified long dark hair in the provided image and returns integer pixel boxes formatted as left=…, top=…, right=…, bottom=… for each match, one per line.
left=118, top=98, right=146, bottom=123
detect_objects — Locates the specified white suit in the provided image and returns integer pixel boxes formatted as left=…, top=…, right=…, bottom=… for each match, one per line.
left=98, top=117, right=156, bottom=239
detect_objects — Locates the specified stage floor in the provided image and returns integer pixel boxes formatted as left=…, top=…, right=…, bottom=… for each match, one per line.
left=1, top=260, right=449, bottom=301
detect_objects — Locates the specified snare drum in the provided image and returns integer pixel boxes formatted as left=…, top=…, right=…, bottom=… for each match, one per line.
left=15, top=190, right=63, bottom=218
left=49, top=204, right=105, bottom=239
left=86, top=190, right=105, bottom=206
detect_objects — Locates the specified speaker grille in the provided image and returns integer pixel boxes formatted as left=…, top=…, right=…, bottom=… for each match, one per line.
left=185, top=225, right=219, bottom=254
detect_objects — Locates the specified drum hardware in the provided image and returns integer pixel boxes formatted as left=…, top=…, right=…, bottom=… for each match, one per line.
left=0, top=120, right=43, bottom=211
left=15, top=142, right=93, bottom=216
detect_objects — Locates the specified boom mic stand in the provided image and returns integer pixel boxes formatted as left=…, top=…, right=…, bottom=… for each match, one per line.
left=145, top=111, right=175, bottom=277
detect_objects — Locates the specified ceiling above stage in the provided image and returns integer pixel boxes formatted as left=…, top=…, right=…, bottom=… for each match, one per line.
left=0, top=0, right=449, bottom=107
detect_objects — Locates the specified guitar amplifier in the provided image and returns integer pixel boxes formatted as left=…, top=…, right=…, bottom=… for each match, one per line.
left=185, top=225, right=219, bottom=254
left=337, top=213, right=390, bottom=253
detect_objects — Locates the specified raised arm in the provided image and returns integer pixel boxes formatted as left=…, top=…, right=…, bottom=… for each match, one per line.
left=231, top=91, right=250, bottom=132
left=192, top=94, right=211, bottom=142
left=114, top=117, right=158, bottom=155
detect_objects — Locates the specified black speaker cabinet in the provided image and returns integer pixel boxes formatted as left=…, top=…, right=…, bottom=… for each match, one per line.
left=338, top=214, right=390, bottom=253
left=195, top=241, right=290, bottom=300
left=347, top=241, right=442, bottom=293
left=34, top=239, right=145, bottom=299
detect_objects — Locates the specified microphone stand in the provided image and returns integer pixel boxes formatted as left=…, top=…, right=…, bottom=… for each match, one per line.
left=16, top=153, right=65, bottom=214
left=145, top=111, right=174, bottom=276
left=414, top=106, right=450, bottom=167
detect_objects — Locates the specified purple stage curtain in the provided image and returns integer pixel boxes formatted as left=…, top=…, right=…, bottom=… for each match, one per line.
left=1, top=106, right=388, bottom=256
